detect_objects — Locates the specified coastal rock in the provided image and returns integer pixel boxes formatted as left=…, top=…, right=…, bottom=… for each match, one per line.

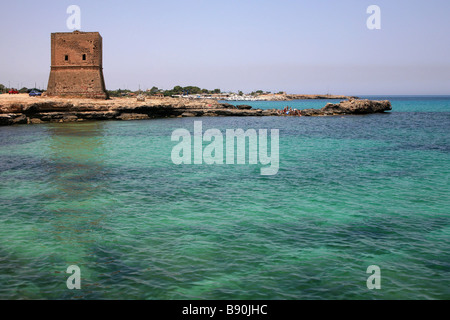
left=0, top=95, right=392, bottom=125
left=28, top=118, right=44, bottom=124
left=302, top=99, right=391, bottom=116
left=262, top=109, right=279, bottom=116
left=24, top=102, right=73, bottom=113
left=300, top=109, right=323, bottom=116
left=69, top=104, right=110, bottom=112
left=0, top=113, right=27, bottom=125
left=236, top=105, right=253, bottom=110
left=203, top=112, right=219, bottom=117
left=62, top=115, right=78, bottom=122
left=321, top=99, right=392, bottom=115
left=76, top=111, right=119, bottom=120
left=181, top=112, right=196, bottom=117
left=220, top=103, right=237, bottom=109
left=0, top=104, right=24, bottom=114
left=117, top=113, right=150, bottom=121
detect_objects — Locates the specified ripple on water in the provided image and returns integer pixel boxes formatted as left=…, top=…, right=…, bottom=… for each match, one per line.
left=0, top=110, right=449, bottom=299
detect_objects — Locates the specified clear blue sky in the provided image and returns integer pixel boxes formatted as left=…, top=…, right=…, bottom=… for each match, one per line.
left=1, top=0, right=449, bottom=94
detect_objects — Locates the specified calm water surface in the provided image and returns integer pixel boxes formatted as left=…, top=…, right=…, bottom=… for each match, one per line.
left=0, top=96, right=449, bottom=299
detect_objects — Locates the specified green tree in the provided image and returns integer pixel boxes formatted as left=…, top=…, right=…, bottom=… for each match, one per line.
left=160, top=86, right=223, bottom=97
left=149, top=86, right=160, bottom=94
left=183, top=86, right=202, bottom=94
left=163, top=90, right=175, bottom=97
left=173, top=86, right=183, bottom=94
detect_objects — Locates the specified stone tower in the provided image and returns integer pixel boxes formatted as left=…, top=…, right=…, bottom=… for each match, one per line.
left=47, top=31, right=109, bottom=99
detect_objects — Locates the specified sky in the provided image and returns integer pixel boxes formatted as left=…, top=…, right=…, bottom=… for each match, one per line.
left=1, top=0, right=449, bottom=95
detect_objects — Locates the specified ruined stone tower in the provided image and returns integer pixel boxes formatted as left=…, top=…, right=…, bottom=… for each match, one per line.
left=47, top=31, right=109, bottom=99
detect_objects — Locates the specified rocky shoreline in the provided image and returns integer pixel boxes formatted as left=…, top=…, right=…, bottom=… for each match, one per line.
left=0, top=95, right=391, bottom=126
left=300, top=99, right=392, bottom=116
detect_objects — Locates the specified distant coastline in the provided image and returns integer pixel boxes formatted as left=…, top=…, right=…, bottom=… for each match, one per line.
left=105, top=86, right=358, bottom=102
left=258, top=93, right=359, bottom=101
left=166, top=92, right=358, bottom=102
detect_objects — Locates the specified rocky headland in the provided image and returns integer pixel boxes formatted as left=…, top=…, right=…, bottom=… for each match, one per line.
left=0, top=94, right=391, bottom=126
left=300, top=99, right=392, bottom=116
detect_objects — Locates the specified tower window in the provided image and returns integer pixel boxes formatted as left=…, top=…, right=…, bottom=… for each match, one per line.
left=65, top=55, right=68, bottom=61
left=82, top=54, right=86, bottom=61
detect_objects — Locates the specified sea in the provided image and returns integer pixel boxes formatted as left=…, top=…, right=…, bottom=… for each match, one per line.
left=0, top=96, right=448, bottom=299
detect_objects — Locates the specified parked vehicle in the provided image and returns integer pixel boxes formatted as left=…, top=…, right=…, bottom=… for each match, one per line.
left=8, top=89, right=19, bottom=94
left=29, top=90, right=42, bottom=97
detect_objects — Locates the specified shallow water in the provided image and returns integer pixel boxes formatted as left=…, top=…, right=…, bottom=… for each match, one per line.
left=221, top=95, right=450, bottom=112
left=0, top=97, right=449, bottom=299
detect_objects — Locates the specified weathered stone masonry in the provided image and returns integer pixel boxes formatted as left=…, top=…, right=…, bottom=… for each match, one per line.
left=46, top=31, right=109, bottom=99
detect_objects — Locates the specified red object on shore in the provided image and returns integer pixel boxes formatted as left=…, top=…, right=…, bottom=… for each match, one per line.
left=8, top=90, right=19, bottom=94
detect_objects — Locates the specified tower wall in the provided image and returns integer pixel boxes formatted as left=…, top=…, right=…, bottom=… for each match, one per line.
left=47, top=31, right=109, bottom=99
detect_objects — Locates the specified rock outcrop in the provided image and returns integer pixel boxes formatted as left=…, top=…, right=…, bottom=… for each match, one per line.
left=300, top=99, right=391, bottom=116
left=0, top=95, right=391, bottom=126
left=0, top=113, right=27, bottom=125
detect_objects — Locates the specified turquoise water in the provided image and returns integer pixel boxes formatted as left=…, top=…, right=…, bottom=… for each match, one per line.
left=221, top=96, right=450, bottom=112
left=0, top=96, right=449, bottom=299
